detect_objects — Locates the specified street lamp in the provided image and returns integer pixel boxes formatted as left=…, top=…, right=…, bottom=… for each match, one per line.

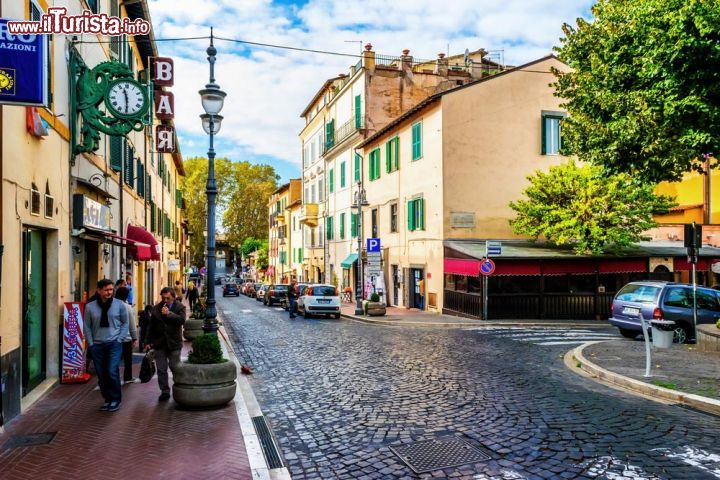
left=198, top=27, right=226, bottom=335
left=352, top=183, right=369, bottom=315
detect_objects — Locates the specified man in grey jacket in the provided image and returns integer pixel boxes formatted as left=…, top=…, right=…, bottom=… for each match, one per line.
left=84, top=278, right=128, bottom=412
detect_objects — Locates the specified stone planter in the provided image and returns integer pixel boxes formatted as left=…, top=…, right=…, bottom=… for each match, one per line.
left=172, top=360, right=237, bottom=408
left=366, top=301, right=386, bottom=317
left=697, top=324, right=720, bottom=353
left=183, top=319, right=205, bottom=341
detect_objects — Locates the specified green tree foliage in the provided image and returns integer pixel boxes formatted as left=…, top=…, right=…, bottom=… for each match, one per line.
left=509, top=161, right=675, bottom=255
left=181, top=157, right=235, bottom=267
left=554, top=0, right=720, bottom=183
left=223, top=162, right=278, bottom=249
left=240, top=237, right=263, bottom=258
left=255, top=240, right=269, bottom=269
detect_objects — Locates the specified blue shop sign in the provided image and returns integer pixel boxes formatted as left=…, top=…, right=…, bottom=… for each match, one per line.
left=0, top=18, right=49, bottom=106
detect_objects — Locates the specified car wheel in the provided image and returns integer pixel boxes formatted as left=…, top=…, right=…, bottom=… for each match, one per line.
left=303, top=310, right=312, bottom=319
left=334, top=313, right=341, bottom=319
left=618, top=328, right=638, bottom=339
left=672, top=324, right=690, bottom=344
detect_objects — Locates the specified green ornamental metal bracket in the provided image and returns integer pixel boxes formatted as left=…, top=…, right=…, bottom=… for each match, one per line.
left=72, top=58, right=149, bottom=155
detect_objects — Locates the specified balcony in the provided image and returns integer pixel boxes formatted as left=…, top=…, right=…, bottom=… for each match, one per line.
left=323, top=115, right=365, bottom=154
left=299, top=203, right=319, bottom=227
left=276, top=212, right=286, bottom=224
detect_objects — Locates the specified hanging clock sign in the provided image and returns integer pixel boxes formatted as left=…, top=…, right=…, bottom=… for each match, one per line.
left=105, top=78, right=149, bottom=120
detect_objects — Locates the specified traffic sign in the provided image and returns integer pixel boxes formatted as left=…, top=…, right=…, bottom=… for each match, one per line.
left=480, top=258, right=495, bottom=276
left=367, top=238, right=381, bottom=253
left=486, top=241, right=502, bottom=257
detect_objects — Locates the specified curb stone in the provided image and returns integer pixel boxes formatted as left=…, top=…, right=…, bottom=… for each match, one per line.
left=215, top=312, right=292, bottom=480
left=571, top=342, right=720, bottom=416
left=341, top=313, right=611, bottom=329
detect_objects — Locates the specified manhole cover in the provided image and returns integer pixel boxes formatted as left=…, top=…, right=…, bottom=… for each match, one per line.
left=390, top=436, right=491, bottom=473
left=3, top=432, right=57, bottom=449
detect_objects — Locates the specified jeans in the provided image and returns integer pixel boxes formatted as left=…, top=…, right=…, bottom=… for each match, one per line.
left=288, top=297, right=297, bottom=318
left=122, top=341, right=134, bottom=382
left=90, top=341, right=123, bottom=403
left=154, top=348, right=181, bottom=394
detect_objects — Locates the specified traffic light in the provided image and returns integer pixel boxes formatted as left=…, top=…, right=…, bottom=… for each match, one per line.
left=684, top=223, right=702, bottom=249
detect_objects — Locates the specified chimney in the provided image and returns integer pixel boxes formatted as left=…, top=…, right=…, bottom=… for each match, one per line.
left=362, top=42, right=375, bottom=70
left=435, top=52, right=448, bottom=77
left=400, top=49, right=413, bottom=74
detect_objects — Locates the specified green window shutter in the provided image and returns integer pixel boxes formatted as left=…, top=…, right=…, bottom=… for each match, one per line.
left=339, top=212, right=345, bottom=239
left=150, top=202, right=155, bottom=232
left=541, top=114, right=547, bottom=155
left=386, top=141, right=391, bottom=173
left=325, top=119, right=335, bottom=149
left=351, top=213, right=358, bottom=237
left=393, top=137, right=399, bottom=170
left=340, top=161, right=346, bottom=188
left=326, top=216, right=333, bottom=240
left=329, top=168, right=334, bottom=193
left=354, top=153, right=361, bottom=183
left=124, top=144, right=134, bottom=189
left=412, top=122, right=422, bottom=160
left=147, top=174, right=152, bottom=201
left=418, top=198, right=425, bottom=230
left=299, top=248, right=303, bottom=261
left=136, top=160, right=144, bottom=197
left=354, top=94, right=362, bottom=129
left=408, top=200, right=415, bottom=231
left=110, top=136, right=122, bottom=171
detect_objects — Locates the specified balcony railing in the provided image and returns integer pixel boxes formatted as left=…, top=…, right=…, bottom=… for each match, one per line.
left=324, top=115, right=364, bottom=153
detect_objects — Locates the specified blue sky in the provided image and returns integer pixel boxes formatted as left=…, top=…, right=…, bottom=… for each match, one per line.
left=147, top=0, right=594, bottom=183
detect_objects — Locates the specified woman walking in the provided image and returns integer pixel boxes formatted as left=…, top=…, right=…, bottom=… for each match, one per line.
left=187, top=281, right=199, bottom=312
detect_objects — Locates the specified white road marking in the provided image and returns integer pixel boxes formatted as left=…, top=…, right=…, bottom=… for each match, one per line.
left=468, top=327, right=619, bottom=347
left=517, top=336, right=619, bottom=342
left=580, top=456, right=660, bottom=479
left=535, top=340, right=613, bottom=346
left=474, top=470, right=526, bottom=479
left=275, top=308, right=285, bottom=311
left=242, top=309, right=252, bottom=313
left=652, top=446, right=720, bottom=478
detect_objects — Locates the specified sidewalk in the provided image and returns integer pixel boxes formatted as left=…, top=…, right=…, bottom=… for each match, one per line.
left=573, top=340, right=720, bottom=414
left=0, top=342, right=253, bottom=480
left=340, top=302, right=610, bottom=328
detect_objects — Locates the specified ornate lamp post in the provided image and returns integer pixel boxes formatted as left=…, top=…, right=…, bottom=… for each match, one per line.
left=352, top=183, right=369, bottom=315
left=198, top=28, right=226, bottom=335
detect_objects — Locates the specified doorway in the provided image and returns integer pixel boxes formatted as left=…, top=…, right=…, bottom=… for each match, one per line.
left=22, top=228, right=47, bottom=396
left=409, top=267, right=425, bottom=310
left=391, top=264, right=399, bottom=306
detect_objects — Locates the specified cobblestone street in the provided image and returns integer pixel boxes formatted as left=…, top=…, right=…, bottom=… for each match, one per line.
left=219, top=293, right=720, bottom=480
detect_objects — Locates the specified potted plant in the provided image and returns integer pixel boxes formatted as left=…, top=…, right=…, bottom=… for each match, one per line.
left=183, top=297, right=206, bottom=341
left=172, top=334, right=237, bottom=408
left=365, top=292, right=386, bottom=316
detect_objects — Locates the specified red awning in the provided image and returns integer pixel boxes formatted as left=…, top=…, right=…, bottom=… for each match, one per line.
left=126, top=224, right=160, bottom=261
left=598, top=258, right=647, bottom=273
left=494, top=261, right=542, bottom=276
left=674, top=257, right=712, bottom=271
left=444, top=258, right=480, bottom=276
left=542, top=259, right=596, bottom=275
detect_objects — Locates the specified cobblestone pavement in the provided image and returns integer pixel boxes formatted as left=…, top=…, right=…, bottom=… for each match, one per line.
left=219, top=293, right=720, bottom=480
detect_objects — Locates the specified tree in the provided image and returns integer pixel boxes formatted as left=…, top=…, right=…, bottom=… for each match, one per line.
left=553, top=0, right=720, bottom=183
left=181, top=157, right=235, bottom=267
left=509, top=161, right=675, bottom=255
left=222, top=161, right=278, bottom=249
left=255, top=240, right=269, bottom=269
left=240, top=237, right=262, bottom=258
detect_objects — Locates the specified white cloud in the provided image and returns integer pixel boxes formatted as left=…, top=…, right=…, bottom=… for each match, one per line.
left=148, top=0, right=593, bottom=168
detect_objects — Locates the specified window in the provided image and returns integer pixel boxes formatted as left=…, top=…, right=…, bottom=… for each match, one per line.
left=354, top=153, right=361, bottom=183
left=407, top=198, right=425, bottom=231
left=354, top=94, right=362, bottom=129
left=124, top=143, right=135, bottom=188
left=390, top=203, right=398, bottom=232
left=311, top=184, right=316, bottom=203
left=351, top=213, right=359, bottom=238
left=298, top=248, right=303, bottom=262
left=412, top=122, right=422, bottom=160
left=326, top=216, right=334, bottom=240
left=318, top=178, right=324, bottom=201
left=110, top=136, right=123, bottom=171
left=386, top=136, right=399, bottom=173
left=329, top=168, right=334, bottom=193
left=325, top=119, right=335, bottom=150
left=136, top=160, right=145, bottom=197
left=369, top=148, right=381, bottom=181
left=541, top=112, right=564, bottom=155
left=371, top=208, right=378, bottom=238
left=340, top=161, right=346, bottom=188
left=339, top=212, right=346, bottom=239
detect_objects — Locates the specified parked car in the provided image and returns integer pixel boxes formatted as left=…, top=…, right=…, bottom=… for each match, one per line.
left=608, top=281, right=720, bottom=343
left=298, top=284, right=341, bottom=319
left=253, top=283, right=263, bottom=297
left=256, top=284, right=268, bottom=302
left=264, top=284, right=288, bottom=306
left=284, top=283, right=308, bottom=311
left=222, top=281, right=240, bottom=297
left=242, top=281, right=256, bottom=297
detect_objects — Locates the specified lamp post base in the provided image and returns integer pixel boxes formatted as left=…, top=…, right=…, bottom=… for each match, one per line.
left=354, top=301, right=364, bottom=316
left=202, top=321, right=219, bottom=335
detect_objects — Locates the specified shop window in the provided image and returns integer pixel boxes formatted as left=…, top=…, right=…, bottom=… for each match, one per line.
left=444, top=273, right=456, bottom=290
left=467, top=276, right=482, bottom=294
left=455, top=275, right=468, bottom=292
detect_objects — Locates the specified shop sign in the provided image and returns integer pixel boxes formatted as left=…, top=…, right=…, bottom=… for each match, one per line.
left=450, top=212, right=475, bottom=228
left=168, top=259, right=180, bottom=271
left=0, top=19, right=49, bottom=106
left=61, top=303, right=91, bottom=384
left=73, top=194, right=111, bottom=232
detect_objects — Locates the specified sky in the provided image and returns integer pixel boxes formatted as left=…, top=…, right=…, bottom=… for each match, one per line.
left=147, top=0, right=594, bottom=183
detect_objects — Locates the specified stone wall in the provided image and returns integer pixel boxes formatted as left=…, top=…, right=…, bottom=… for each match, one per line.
left=697, top=324, right=720, bottom=353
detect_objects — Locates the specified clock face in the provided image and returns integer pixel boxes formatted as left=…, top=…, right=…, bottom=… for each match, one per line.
left=105, top=80, right=147, bottom=118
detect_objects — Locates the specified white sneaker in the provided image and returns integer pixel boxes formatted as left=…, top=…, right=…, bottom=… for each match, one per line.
left=93, top=385, right=101, bottom=391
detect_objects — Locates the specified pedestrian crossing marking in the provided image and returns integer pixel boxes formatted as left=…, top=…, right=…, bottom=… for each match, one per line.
left=242, top=309, right=252, bottom=313
left=275, top=308, right=284, bottom=311
left=465, top=327, right=620, bottom=347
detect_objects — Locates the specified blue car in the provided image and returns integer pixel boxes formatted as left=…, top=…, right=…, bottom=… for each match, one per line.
left=222, top=282, right=240, bottom=297
left=608, top=281, right=720, bottom=343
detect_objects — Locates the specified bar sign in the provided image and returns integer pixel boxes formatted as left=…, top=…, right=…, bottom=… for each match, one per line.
left=486, top=241, right=502, bottom=257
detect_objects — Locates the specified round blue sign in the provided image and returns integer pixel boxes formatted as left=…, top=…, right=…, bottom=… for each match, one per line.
left=480, top=258, right=495, bottom=276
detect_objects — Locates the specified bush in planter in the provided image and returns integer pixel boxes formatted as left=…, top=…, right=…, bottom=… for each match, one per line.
left=370, top=292, right=380, bottom=303
left=716, top=319, right=720, bottom=329
left=188, top=334, right=227, bottom=364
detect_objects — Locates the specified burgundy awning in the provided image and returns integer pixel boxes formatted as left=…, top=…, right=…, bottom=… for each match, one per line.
left=444, top=258, right=480, bottom=276
left=673, top=257, right=712, bottom=271
left=494, top=261, right=542, bottom=276
left=598, top=258, right=647, bottom=273
left=542, top=259, right=596, bottom=275
left=126, top=224, right=160, bottom=261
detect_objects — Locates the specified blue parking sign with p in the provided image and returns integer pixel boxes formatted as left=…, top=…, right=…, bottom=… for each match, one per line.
left=367, top=238, right=381, bottom=252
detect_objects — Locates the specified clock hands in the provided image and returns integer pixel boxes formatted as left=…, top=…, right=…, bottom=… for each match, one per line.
left=123, top=88, right=129, bottom=114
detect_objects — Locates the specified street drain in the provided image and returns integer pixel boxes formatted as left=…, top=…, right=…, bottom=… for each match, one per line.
left=390, top=436, right=491, bottom=474
left=251, top=415, right=284, bottom=469
left=3, top=432, right=57, bottom=449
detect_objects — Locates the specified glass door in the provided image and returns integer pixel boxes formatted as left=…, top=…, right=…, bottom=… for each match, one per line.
left=22, top=228, right=46, bottom=395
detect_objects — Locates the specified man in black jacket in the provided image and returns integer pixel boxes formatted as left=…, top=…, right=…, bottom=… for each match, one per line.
left=144, top=287, right=186, bottom=401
